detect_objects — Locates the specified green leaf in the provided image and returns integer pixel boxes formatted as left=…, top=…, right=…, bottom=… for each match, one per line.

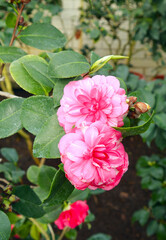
left=6, top=12, right=17, bottom=28
left=150, top=166, right=164, bottom=180
left=43, top=170, right=74, bottom=207
left=0, top=98, right=24, bottom=138
left=114, top=111, right=154, bottom=137
left=10, top=55, right=52, bottom=95
left=0, top=46, right=26, bottom=63
left=21, top=96, right=56, bottom=135
left=157, top=223, right=166, bottom=240
left=48, top=50, right=90, bottom=78
left=132, top=209, right=150, bottom=226
left=37, top=205, right=62, bottom=223
left=154, top=113, right=166, bottom=130
left=87, top=233, right=112, bottom=240
left=53, top=78, right=71, bottom=107
left=18, top=23, right=66, bottom=50
left=146, top=220, right=158, bottom=236
left=22, top=61, right=56, bottom=88
left=33, top=114, right=65, bottom=158
left=65, top=229, right=77, bottom=240
left=152, top=206, right=166, bottom=219
left=0, top=148, right=18, bottom=163
left=30, top=225, right=40, bottom=240
left=38, top=165, right=57, bottom=193
left=27, top=165, right=40, bottom=185
left=89, top=56, right=128, bottom=75
left=0, top=211, right=11, bottom=240
left=13, top=185, right=45, bottom=218
left=68, top=189, right=90, bottom=203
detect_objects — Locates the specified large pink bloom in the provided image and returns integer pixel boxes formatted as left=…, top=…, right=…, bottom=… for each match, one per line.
left=59, top=121, right=128, bottom=190
left=54, top=200, right=89, bottom=229
left=57, top=75, right=128, bottom=133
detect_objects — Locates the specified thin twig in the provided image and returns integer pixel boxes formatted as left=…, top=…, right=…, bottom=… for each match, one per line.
left=58, top=227, right=70, bottom=240
left=0, top=178, right=9, bottom=185
left=48, top=224, right=55, bottom=240
left=39, top=158, right=46, bottom=167
left=0, top=91, right=20, bottom=98
left=29, top=218, right=50, bottom=240
left=9, top=3, right=25, bottom=46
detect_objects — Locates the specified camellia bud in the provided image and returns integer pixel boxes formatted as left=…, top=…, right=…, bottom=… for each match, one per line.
left=2, top=199, right=11, bottom=211
left=126, top=96, right=137, bottom=107
left=0, top=195, right=3, bottom=203
left=8, top=195, right=20, bottom=203
left=21, top=0, right=31, bottom=3
left=3, top=185, right=13, bottom=195
left=134, top=102, right=151, bottom=115
left=18, top=16, right=24, bottom=26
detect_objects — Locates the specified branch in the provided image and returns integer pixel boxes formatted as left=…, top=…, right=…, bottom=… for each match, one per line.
left=0, top=91, right=20, bottom=99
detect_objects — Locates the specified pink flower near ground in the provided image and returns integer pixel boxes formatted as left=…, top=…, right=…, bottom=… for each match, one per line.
left=57, top=75, right=128, bottom=133
left=11, top=224, right=20, bottom=239
left=59, top=121, right=128, bottom=190
left=54, top=200, right=89, bottom=229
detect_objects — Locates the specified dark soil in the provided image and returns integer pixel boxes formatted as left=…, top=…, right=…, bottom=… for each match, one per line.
left=0, top=90, right=162, bottom=240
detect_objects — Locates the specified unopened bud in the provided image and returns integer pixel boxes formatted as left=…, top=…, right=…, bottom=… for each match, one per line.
left=19, top=16, right=24, bottom=26
left=2, top=199, right=11, bottom=211
left=128, top=111, right=140, bottom=119
left=134, top=102, right=151, bottom=115
left=0, top=195, right=3, bottom=203
left=3, top=185, right=13, bottom=195
left=21, top=0, right=31, bottom=3
left=8, top=195, right=20, bottom=203
left=126, top=96, right=137, bottom=107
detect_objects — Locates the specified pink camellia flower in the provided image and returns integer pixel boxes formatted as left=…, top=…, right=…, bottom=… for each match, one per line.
left=54, top=200, right=89, bottom=229
left=59, top=121, right=128, bottom=190
left=57, top=75, right=128, bottom=133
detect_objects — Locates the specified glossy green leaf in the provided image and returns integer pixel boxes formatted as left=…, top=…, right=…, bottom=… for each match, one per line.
left=0, top=211, right=11, bottom=240
left=27, top=165, right=40, bottom=185
left=132, top=209, right=150, bottom=226
left=0, top=98, right=24, bottom=139
left=53, top=78, right=71, bottom=107
left=146, top=220, right=158, bottom=236
left=33, top=114, right=65, bottom=158
left=18, top=23, right=66, bottom=50
left=154, top=113, right=166, bottom=130
left=6, top=12, right=17, bottom=28
left=114, top=111, right=154, bottom=137
left=87, top=233, right=112, bottom=240
left=22, top=61, right=56, bottom=88
left=43, top=170, right=74, bottom=207
left=65, top=229, right=77, bottom=240
left=10, top=55, right=52, bottom=95
left=89, top=55, right=128, bottom=74
left=21, top=96, right=56, bottom=135
left=30, top=225, right=40, bottom=240
left=157, top=223, right=166, bottom=240
left=48, top=50, right=90, bottom=78
left=38, top=165, right=57, bottom=193
left=0, top=46, right=26, bottom=63
left=13, top=185, right=45, bottom=218
left=0, top=148, right=18, bottom=163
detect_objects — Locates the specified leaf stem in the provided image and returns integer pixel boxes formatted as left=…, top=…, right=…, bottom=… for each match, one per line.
left=29, top=218, right=50, bottom=240
left=48, top=224, right=55, bottom=240
left=58, top=226, right=70, bottom=240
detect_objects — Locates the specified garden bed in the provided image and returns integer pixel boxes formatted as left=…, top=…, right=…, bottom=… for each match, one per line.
left=0, top=110, right=162, bottom=240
